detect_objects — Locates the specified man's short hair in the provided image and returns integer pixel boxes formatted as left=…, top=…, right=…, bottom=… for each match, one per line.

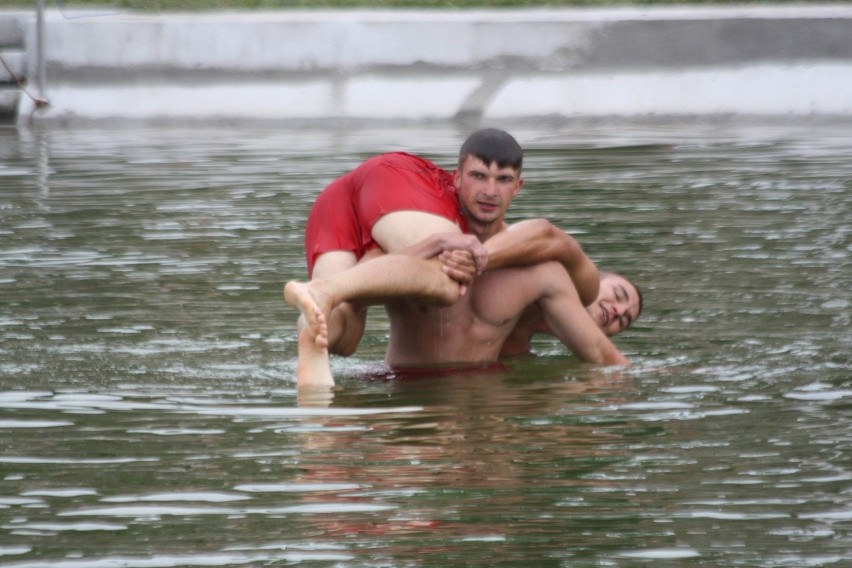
left=458, top=128, right=523, bottom=171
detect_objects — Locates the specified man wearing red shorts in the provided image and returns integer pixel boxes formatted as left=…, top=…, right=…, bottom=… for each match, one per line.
left=304, top=152, right=468, bottom=278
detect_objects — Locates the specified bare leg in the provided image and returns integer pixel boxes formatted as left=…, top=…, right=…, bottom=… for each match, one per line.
left=287, top=212, right=468, bottom=391
left=287, top=251, right=359, bottom=391
left=285, top=252, right=465, bottom=390
left=371, top=211, right=463, bottom=253
left=286, top=254, right=459, bottom=327
left=294, top=315, right=334, bottom=389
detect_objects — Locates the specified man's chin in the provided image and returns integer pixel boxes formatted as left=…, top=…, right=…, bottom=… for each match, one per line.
left=586, top=309, right=603, bottom=329
left=470, top=213, right=497, bottom=224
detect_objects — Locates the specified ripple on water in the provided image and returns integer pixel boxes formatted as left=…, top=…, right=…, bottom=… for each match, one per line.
left=0, top=419, right=74, bottom=428
left=100, top=492, right=250, bottom=503
left=125, top=428, right=227, bottom=436
left=785, top=382, right=852, bottom=402
left=5, top=522, right=127, bottom=533
left=0, top=456, right=159, bottom=465
left=618, top=548, right=701, bottom=559
left=19, top=489, right=98, bottom=498
left=0, top=550, right=355, bottom=567
left=57, top=502, right=395, bottom=518
left=233, top=482, right=362, bottom=493
left=0, top=546, right=31, bottom=557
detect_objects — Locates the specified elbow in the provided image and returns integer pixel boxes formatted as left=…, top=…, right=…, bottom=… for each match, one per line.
left=533, top=218, right=561, bottom=240
left=535, top=219, right=573, bottom=257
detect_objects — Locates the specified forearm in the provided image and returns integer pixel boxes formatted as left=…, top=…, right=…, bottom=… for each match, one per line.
left=594, top=342, right=631, bottom=366
left=553, top=324, right=630, bottom=367
left=485, top=219, right=600, bottom=306
left=399, top=233, right=447, bottom=259
left=539, top=277, right=630, bottom=367
left=550, top=315, right=630, bottom=366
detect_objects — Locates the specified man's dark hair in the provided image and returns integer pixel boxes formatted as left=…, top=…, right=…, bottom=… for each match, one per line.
left=458, top=128, right=523, bottom=171
left=632, top=278, right=644, bottom=320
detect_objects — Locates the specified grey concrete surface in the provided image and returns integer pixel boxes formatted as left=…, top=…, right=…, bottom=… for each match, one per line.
left=0, top=12, right=26, bottom=120
left=3, top=5, right=852, bottom=126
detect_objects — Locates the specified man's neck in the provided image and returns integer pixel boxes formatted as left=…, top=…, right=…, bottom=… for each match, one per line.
left=468, top=219, right=506, bottom=243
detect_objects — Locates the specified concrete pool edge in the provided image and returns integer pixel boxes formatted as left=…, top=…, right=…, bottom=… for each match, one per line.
left=3, top=5, right=852, bottom=126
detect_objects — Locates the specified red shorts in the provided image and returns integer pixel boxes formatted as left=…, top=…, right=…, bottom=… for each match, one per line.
left=304, top=153, right=466, bottom=276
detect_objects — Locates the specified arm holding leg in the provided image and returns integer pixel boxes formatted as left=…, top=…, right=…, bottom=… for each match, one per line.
left=485, top=219, right=600, bottom=307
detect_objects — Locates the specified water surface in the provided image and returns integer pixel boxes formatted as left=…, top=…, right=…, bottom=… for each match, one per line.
left=0, top=123, right=850, bottom=566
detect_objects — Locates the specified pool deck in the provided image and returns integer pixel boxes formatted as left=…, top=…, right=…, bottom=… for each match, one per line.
left=3, top=5, right=852, bottom=126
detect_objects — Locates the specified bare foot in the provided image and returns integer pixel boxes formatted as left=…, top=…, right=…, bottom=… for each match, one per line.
left=284, top=280, right=332, bottom=349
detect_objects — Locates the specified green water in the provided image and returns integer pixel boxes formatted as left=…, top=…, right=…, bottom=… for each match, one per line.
left=0, top=123, right=850, bottom=566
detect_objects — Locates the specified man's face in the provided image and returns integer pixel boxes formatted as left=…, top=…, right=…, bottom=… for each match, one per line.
left=586, top=274, right=641, bottom=336
left=453, top=156, right=522, bottom=235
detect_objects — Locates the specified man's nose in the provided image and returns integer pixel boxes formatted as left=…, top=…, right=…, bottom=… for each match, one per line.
left=482, top=178, right=498, bottom=195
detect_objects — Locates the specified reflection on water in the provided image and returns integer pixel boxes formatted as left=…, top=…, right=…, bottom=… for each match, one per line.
left=0, top=123, right=850, bottom=566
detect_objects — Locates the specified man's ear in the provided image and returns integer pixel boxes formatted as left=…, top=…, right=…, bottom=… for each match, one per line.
left=453, top=168, right=461, bottom=190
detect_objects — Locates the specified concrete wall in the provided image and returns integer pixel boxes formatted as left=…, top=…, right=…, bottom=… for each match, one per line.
left=0, top=12, right=26, bottom=121
left=5, top=5, right=852, bottom=126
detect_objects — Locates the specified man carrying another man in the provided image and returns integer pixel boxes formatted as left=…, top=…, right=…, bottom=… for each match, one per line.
left=285, top=129, right=641, bottom=389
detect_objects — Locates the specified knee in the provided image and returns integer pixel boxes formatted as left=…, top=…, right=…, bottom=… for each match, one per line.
left=327, top=303, right=366, bottom=357
left=332, top=338, right=359, bottom=357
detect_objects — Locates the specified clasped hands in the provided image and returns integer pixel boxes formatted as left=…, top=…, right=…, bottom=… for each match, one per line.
left=433, top=233, right=488, bottom=296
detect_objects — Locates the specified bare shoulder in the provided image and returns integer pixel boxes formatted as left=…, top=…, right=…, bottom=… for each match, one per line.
left=471, top=264, right=552, bottom=325
left=536, top=261, right=578, bottom=290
